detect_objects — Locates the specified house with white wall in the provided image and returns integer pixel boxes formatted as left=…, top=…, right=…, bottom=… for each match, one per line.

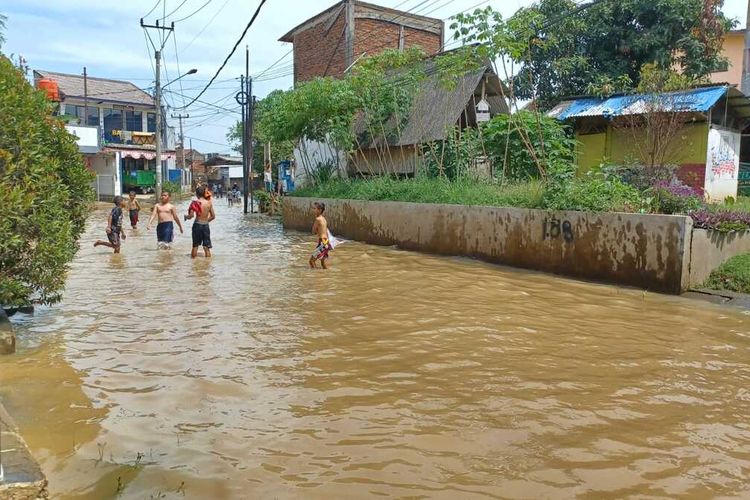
left=33, top=70, right=187, bottom=200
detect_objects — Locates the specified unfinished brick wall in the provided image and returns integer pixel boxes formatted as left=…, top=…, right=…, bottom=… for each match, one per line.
left=403, top=26, right=441, bottom=55
left=293, top=10, right=348, bottom=83
left=293, top=13, right=443, bottom=83
left=353, top=19, right=400, bottom=57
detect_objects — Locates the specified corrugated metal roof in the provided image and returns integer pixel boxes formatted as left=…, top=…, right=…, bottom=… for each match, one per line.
left=550, top=86, right=731, bottom=120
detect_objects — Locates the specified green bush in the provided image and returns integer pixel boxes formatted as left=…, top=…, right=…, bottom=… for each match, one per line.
left=421, top=127, right=485, bottom=180
left=162, top=181, right=182, bottom=198
left=292, top=176, right=545, bottom=208
left=542, top=174, right=644, bottom=213
left=703, top=253, right=750, bottom=293
left=0, top=56, right=94, bottom=306
left=484, top=111, right=577, bottom=181
left=650, top=186, right=704, bottom=215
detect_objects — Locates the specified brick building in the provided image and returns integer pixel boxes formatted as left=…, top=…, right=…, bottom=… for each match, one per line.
left=279, top=0, right=443, bottom=84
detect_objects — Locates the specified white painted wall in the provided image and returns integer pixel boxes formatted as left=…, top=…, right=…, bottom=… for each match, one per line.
left=704, top=126, right=740, bottom=201
left=87, top=152, right=121, bottom=198
left=293, top=138, right=347, bottom=187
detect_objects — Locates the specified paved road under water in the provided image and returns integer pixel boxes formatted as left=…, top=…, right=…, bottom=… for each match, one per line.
left=2, top=200, right=750, bottom=499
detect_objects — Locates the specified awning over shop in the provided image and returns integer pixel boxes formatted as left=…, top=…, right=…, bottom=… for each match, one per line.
left=103, top=148, right=175, bottom=161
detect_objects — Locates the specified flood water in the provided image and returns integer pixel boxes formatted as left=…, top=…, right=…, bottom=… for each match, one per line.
left=2, top=200, right=750, bottom=499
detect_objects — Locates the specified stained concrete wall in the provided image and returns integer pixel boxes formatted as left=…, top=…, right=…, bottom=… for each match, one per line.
left=689, top=229, right=750, bottom=286
left=284, top=197, right=694, bottom=293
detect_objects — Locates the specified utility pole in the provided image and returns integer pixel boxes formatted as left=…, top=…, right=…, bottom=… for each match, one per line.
left=172, top=113, right=189, bottom=194
left=83, top=67, right=88, bottom=125
left=239, top=74, right=248, bottom=213
left=245, top=46, right=254, bottom=214
left=172, top=113, right=189, bottom=169
left=189, top=138, right=194, bottom=188
left=141, top=18, right=174, bottom=199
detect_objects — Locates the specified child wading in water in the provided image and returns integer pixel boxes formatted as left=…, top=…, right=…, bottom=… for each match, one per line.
left=94, top=196, right=126, bottom=253
left=147, top=191, right=183, bottom=249
left=309, top=202, right=332, bottom=269
left=185, top=186, right=215, bottom=258
left=127, top=190, right=141, bottom=228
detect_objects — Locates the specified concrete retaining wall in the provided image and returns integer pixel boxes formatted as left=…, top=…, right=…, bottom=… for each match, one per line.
left=689, top=229, right=750, bottom=286
left=284, top=197, right=693, bottom=293
left=284, top=198, right=750, bottom=293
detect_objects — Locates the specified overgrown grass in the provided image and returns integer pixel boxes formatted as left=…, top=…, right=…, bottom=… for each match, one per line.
left=714, top=196, right=750, bottom=213
left=292, top=177, right=545, bottom=208
left=703, top=253, right=750, bottom=293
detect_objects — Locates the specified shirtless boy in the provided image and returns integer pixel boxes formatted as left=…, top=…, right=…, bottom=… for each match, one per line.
left=147, top=191, right=183, bottom=249
left=309, top=202, right=331, bottom=269
left=127, top=191, right=141, bottom=228
left=94, top=196, right=126, bottom=253
left=185, top=186, right=215, bottom=258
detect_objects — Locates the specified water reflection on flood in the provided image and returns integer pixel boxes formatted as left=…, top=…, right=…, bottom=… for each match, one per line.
left=2, top=200, right=750, bottom=499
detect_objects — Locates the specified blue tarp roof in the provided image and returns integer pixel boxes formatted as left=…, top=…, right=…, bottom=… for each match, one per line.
left=548, top=86, right=731, bottom=120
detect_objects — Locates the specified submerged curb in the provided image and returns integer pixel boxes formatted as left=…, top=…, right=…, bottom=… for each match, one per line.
left=684, top=288, right=750, bottom=310
left=0, top=403, right=48, bottom=499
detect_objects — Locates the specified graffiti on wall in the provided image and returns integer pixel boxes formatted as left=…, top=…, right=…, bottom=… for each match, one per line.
left=542, top=217, right=574, bottom=242
left=707, top=128, right=739, bottom=181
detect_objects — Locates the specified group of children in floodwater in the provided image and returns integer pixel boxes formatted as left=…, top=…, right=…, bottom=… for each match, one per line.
left=94, top=187, right=334, bottom=268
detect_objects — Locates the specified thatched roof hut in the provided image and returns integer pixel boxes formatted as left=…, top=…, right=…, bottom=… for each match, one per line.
left=350, top=60, right=508, bottom=176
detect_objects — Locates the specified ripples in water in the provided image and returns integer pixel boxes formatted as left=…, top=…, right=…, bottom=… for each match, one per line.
left=1, top=200, right=750, bottom=498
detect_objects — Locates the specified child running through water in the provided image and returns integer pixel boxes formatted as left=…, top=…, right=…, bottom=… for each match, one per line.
left=94, top=196, right=126, bottom=253
left=127, top=190, right=141, bottom=228
left=147, top=191, right=183, bottom=249
left=309, top=202, right=332, bottom=269
left=185, top=186, right=215, bottom=258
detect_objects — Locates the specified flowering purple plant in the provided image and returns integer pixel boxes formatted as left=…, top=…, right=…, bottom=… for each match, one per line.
left=691, top=210, right=750, bottom=232
left=652, top=180, right=704, bottom=198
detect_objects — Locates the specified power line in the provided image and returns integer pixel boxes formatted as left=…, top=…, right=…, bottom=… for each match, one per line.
left=178, top=0, right=269, bottom=109
left=165, top=88, right=241, bottom=114
left=174, top=0, right=214, bottom=23
left=185, top=135, right=234, bottom=148
left=254, top=48, right=294, bottom=79
left=180, top=0, right=233, bottom=54
left=143, top=0, right=162, bottom=18
left=163, top=0, right=189, bottom=21
left=173, top=31, right=187, bottom=109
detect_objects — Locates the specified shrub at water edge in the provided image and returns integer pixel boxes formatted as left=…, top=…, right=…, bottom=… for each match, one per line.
left=703, top=253, right=750, bottom=293
left=0, top=56, right=94, bottom=306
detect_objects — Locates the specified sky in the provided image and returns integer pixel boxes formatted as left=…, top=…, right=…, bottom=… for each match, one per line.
left=2, top=0, right=749, bottom=154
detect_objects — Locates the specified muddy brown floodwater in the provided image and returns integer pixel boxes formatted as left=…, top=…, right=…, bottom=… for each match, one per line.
left=2, top=200, right=750, bottom=499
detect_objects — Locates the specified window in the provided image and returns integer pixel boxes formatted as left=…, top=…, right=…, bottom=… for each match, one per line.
left=147, top=112, right=156, bottom=133
left=87, top=106, right=100, bottom=127
left=714, top=60, right=730, bottom=73
left=63, top=104, right=84, bottom=123
left=126, top=110, right=143, bottom=132
left=102, top=108, right=123, bottom=143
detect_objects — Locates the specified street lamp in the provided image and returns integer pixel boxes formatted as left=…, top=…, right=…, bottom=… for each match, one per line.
left=154, top=68, right=197, bottom=198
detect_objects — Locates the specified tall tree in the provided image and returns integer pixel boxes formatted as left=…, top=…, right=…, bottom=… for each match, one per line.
left=454, top=0, right=734, bottom=110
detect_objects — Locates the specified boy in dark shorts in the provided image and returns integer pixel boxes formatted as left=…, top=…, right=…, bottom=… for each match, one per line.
left=147, top=191, right=184, bottom=249
left=94, top=196, right=126, bottom=253
left=309, top=202, right=331, bottom=269
left=127, top=190, right=141, bottom=228
left=185, top=186, right=215, bottom=258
